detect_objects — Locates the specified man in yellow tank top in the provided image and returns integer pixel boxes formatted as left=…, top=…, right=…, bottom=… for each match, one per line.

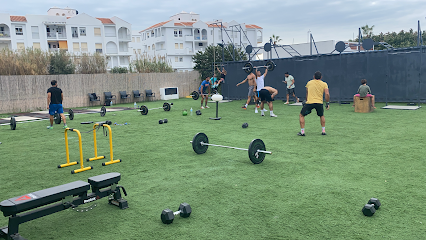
left=298, top=71, right=330, bottom=136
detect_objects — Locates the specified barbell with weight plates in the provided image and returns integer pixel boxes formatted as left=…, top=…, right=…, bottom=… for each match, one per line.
left=0, top=116, right=18, bottom=130
left=190, top=132, right=272, bottom=164
left=190, top=91, right=199, bottom=100
left=53, top=109, right=75, bottom=124
left=138, top=102, right=173, bottom=115
left=242, top=60, right=276, bottom=74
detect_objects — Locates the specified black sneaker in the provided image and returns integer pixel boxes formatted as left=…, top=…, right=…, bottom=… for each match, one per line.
left=297, top=132, right=305, bottom=136
left=321, top=132, right=327, bottom=135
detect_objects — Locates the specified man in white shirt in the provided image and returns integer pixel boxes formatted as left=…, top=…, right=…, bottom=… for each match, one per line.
left=255, top=68, right=268, bottom=113
left=283, top=72, right=299, bottom=104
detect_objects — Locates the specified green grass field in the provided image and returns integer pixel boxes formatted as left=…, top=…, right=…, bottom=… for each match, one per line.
left=1, top=99, right=425, bottom=240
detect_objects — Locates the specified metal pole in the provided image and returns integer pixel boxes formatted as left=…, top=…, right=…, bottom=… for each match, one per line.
left=199, top=142, right=272, bottom=154
left=358, top=28, right=361, bottom=53
left=310, top=33, right=312, bottom=56
left=209, top=101, right=221, bottom=120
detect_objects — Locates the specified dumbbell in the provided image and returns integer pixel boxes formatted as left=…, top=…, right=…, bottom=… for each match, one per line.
left=362, top=198, right=381, bottom=216
left=159, top=119, right=169, bottom=124
left=161, top=203, right=192, bottom=224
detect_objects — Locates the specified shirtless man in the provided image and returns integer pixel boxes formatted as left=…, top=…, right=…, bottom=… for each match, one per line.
left=258, top=86, right=278, bottom=117
left=236, top=72, right=257, bottom=110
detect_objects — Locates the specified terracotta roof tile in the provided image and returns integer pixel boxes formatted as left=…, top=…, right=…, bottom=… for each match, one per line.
left=96, top=18, right=114, bottom=24
left=10, top=16, right=27, bottom=22
left=207, top=24, right=222, bottom=28
left=141, top=20, right=172, bottom=32
left=174, top=22, right=194, bottom=27
left=246, top=24, right=262, bottom=29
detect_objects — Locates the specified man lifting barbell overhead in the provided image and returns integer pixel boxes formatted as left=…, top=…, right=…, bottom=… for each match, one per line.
left=298, top=71, right=330, bottom=136
left=199, top=77, right=211, bottom=109
left=259, top=86, right=278, bottom=117
left=236, top=72, right=257, bottom=110
left=47, top=80, right=67, bottom=129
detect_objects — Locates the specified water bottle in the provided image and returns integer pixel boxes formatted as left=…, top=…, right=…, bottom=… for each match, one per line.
left=134, top=102, right=137, bottom=109
left=190, top=108, right=193, bottom=116
left=110, top=101, right=112, bottom=106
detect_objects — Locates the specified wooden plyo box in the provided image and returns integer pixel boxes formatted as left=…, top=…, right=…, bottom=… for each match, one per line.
left=354, top=96, right=374, bottom=113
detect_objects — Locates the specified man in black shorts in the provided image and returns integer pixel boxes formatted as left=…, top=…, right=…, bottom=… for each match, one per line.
left=258, top=86, right=278, bottom=117
left=298, top=71, right=330, bottom=136
left=47, top=80, right=67, bottom=129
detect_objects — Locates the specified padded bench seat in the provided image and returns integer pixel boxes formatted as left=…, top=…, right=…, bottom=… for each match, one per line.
left=0, top=181, right=90, bottom=217
left=88, top=172, right=121, bottom=190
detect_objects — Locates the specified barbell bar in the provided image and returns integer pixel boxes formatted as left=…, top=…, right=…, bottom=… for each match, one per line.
left=242, top=60, right=276, bottom=74
left=138, top=102, right=172, bottom=115
left=190, top=132, right=272, bottom=164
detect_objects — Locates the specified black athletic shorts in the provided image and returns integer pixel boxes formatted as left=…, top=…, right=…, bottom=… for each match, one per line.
left=287, top=88, right=295, bottom=95
left=259, top=89, right=273, bottom=102
left=300, top=103, right=324, bottom=117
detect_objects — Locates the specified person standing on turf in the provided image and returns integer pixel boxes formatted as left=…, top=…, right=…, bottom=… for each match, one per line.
left=259, top=86, right=278, bottom=117
left=199, top=77, right=211, bottom=109
left=298, top=71, right=330, bottom=136
left=47, top=80, right=67, bottom=129
left=283, top=72, right=299, bottom=104
left=236, top=72, right=257, bottom=109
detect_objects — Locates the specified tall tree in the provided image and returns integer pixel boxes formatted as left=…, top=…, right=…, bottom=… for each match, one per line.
left=192, top=45, right=247, bottom=80
left=270, top=34, right=282, bottom=45
left=361, top=24, right=375, bottom=38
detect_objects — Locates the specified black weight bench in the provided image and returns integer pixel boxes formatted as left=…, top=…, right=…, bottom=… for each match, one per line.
left=0, top=172, right=127, bottom=240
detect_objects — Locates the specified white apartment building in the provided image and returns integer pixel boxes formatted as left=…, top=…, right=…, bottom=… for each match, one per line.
left=130, top=11, right=263, bottom=72
left=0, top=7, right=132, bottom=69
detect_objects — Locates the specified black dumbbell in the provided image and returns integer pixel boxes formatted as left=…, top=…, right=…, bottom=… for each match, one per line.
left=159, top=119, right=163, bottom=124
left=163, top=118, right=168, bottom=123
left=161, top=203, right=192, bottom=224
left=362, top=198, right=381, bottom=216
left=242, top=123, right=248, bottom=128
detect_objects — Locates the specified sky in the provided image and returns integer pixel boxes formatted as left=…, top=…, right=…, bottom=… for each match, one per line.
left=2, top=0, right=426, bottom=45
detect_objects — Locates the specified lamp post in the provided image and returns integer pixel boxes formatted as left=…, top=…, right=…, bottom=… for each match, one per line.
left=210, top=94, right=222, bottom=120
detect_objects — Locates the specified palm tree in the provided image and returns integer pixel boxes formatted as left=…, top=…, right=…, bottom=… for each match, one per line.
left=361, top=25, right=375, bottom=38
left=270, top=34, right=282, bottom=45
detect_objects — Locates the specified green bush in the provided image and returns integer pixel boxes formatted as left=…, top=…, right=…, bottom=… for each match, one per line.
left=131, top=54, right=173, bottom=73
left=110, top=66, right=129, bottom=73
left=49, top=50, right=74, bottom=75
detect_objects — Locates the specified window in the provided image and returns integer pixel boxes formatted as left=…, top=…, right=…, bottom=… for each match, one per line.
left=136, top=37, right=140, bottom=42
left=137, top=49, right=141, bottom=54
left=178, top=30, right=182, bottom=37
left=152, top=44, right=155, bottom=50
left=161, top=43, right=164, bottom=49
left=62, top=13, right=65, bottom=16
left=180, top=43, right=183, bottom=49
left=71, top=27, right=78, bottom=38
left=132, top=37, right=135, bottom=42
left=80, top=27, right=86, bottom=36
left=33, top=42, right=40, bottom=49
left=73, top=42, right=79, bottom=52
left=81, top=42, right=88, bottom=52
left=15, top=27, right=23, bottom=35
left=95, top=43, right=102, bottom=53
left=17, top=42, right=25, bottom=51
left=198, top=43, right=203, bottom=46
left=151, top=30, right=154, bottom=37
left=174, top=29, right=178, bottom=37
left=175, top=43, right=178, bottom=49
left=94, top=28, right=101, bottom=37
left=31, top=26, right=39, bottom=39
left=179, top=57, right=183, bottom=62
left=133, top=49, right=137, bottom=54
left=148, top=46, right=150, bottom=51
left=56, top=13, right=59, bottom=16
left=147, top=32, right=149, bottom=39
left=175, top=56, right=178, bottom=62
left=211, top=30, right=213, bottom=35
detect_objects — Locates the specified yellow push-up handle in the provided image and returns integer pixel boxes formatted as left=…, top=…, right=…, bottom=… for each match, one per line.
left=88, top=123, right=121, bottom=166
left=60, top=128, right=93, bottom=174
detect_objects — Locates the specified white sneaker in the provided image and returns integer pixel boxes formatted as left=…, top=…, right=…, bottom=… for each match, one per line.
left=296, top=98, right=300, bottom=103
left=201, top=106, right=205, bottom=109
left=262, top=109, right=267, bottom=112
left=270, top=113, right=278, bottom=117
left=205, top=105, right=210, bottom=109
left=261, top=112, right=265, bottom=116
left=284, top=102, right=289, bottom=104
left=255, top=109, right=258, bottom=113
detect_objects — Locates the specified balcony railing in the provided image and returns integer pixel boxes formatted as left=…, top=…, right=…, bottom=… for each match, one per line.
left=118, top=34, right=131, bottom=41
left=0, top=31, right=11, bottom=38
left=47, top=32, right=67, bottom=39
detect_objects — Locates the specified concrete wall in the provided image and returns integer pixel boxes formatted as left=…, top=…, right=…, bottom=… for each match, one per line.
left=0, top=71, right=200, bottom=114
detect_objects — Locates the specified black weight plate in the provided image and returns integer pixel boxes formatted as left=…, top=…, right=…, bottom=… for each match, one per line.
left=192, top=132, right=208, bottom=154
left=264, top=42, right=271, bottom=52
left=362, top=38, right=374, bottom=50
left=100, top=106, right=106, bottom=117
left=243, top=62, right=253, bottom=74
left=54, top=113, right=61, bottom=124
left=10, top=117, right=16, bottom=130
left=335, top=41, right=346, bottom=53
left=246, top=45, right=253, bottom=54
left=68, top=109, right=74, bottom=120
left=248, top=139, right=266, bottom=164
left=140, top=105, right=148, bottom=115
left=163, top=102, right=171, bottom=111
left=192, top=91, right=199, bottom=100
left=266, top=61, right=275, bottom=71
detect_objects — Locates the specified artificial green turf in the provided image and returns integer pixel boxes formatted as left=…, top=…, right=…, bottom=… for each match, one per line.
left=1, top=99, right=425, bottom=239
